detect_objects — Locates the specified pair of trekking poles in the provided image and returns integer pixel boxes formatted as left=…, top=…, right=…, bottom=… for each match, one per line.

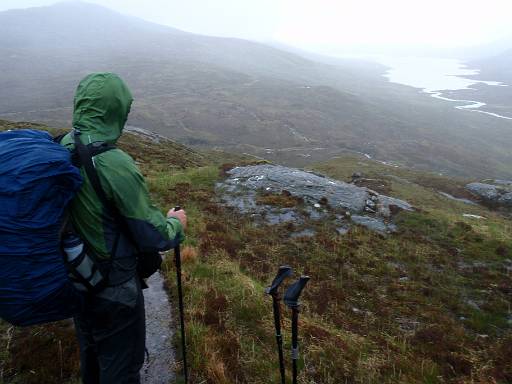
left=175, top=231, right=309, bottom=384
left=266, top=266, right=310, bottom=384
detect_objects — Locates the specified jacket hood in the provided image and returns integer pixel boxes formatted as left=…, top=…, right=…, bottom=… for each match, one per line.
left=72, top=73, right=133, bottom=144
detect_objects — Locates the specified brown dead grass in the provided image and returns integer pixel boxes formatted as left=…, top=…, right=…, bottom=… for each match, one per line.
left=181, top=246, right=199, bottom=264
left=256, top=190, right=304, bottom=208
left=3, top=321, right=79, bottom=384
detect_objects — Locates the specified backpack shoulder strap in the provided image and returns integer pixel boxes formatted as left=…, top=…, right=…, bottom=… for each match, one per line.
left=72, top=130, right=140, bottom=253
left=73, top=130, right=115, bottom=214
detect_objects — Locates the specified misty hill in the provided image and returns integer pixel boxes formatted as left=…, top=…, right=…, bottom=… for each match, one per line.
left=474, top=48, right=512, bottom=83
left=1, top=2, right=512, bottom=178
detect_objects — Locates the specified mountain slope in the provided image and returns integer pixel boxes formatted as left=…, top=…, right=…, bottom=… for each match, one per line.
left=1, top=2, right=512, bottom=178
left=2, top=120, right=510, bottom=384
left=474, top=48, right=512, bottom=83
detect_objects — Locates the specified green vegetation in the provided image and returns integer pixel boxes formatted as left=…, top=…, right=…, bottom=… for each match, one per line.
left=1, top=121, right=511, bottom=383
left=157, top=152, right=512, bottom=382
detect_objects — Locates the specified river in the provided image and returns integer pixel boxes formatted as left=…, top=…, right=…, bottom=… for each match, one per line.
left=377, top=56, right=512, bottom=121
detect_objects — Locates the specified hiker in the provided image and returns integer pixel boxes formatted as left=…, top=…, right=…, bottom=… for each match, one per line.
left=60, top=73, right=187, bottom=384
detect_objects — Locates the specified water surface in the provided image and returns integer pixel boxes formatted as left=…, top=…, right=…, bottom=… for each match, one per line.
left=378, top=57, right=511, bottom=120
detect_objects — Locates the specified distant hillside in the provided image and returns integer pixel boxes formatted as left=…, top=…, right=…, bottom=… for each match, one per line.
left=473, top=48, right=512, bottom=83
left=1, top=2, right=512, bottom=178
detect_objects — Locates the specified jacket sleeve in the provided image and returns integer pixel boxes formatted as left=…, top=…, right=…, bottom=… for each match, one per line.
left=97, top=149, right=184, bottom=253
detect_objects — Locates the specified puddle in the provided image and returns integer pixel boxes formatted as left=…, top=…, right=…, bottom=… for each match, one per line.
left=141, top=272, right=175, bottom=384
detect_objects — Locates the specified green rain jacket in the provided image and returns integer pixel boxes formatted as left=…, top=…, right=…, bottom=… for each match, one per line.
left=61, top=73, right=183, bottom=286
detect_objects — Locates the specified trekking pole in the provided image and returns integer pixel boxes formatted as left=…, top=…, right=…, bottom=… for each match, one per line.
left=284, top=276, right=310, bottom=384
left=265, top=266, right=293, bottom=384
left=173, top=206, right=188, bottom=383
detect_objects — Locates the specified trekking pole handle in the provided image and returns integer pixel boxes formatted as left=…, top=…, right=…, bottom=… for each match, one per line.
left=265, top=265, right=293, bottom=296
left=284, top=276, right=310, bottom=308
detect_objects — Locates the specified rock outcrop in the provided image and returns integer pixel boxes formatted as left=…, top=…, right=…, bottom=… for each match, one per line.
left=216, top=164, right=413, bottom=235
left=466, top=181, right=512, bottom=208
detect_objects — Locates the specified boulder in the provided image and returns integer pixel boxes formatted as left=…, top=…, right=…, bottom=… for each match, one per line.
left=217, top=164, right=413, bottom=234
left=466, top=182, right=512, bottom=208
left=466, top=183, right=499, bottom=200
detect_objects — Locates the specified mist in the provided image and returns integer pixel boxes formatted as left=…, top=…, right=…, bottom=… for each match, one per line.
left=2, top=0, right=512, bottom=57
left=0, top=0, right=511, bottom=178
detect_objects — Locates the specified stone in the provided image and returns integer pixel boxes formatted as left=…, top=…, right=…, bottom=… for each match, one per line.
left=336, top=226, right=349, bottom=235
left=466, top=182, right=499, bottom=200
left=465, top=181, right=512, bottom=208
left=498, top=192, right=512, bottom=205
left=290, top=229, right=316, bottom=238
left=217, top=164, right=412, bottom=234
left=350, top=215, right=389, bottom=233
left=223, top=165, right=411, bottom=214
left=493, top=180, right=512, bottom=186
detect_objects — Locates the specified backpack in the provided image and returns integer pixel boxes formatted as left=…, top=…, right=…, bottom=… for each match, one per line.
left=0, top=129, right=161, bottom=327
left=0, top=129, right=83, bottom=326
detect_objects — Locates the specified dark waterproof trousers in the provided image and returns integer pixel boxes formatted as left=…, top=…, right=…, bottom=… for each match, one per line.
left=74, top=279, right=146, bottom=384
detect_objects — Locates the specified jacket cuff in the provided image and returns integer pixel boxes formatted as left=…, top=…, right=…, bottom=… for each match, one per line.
left=167, top=216, right=185, bottom=244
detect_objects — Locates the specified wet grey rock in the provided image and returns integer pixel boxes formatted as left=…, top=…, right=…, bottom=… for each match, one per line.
left=141, top=272, right=175, bottom=384
left=224, top=165, right=370, bottom=212
left=265, top=209, right=303, bottom=225
left=466, top=183, right=499, bottom=200
left=223, top=165, right=412, bottom=213
left=336, top=227, right=349, bottom=235
left=351, top=215, right=391, bottom=233
left=290, top=229, right=316, bottom=238
left=217, top=164, right=412, bottom=234
left=387, top=223, right=398, bottom=232
left=492, top=180, right=512, bottom=186
left=438, top=191, right=477, bottom=205
left=351, top=172, right=363, bottom=181
left=213, top=186, right=258, bottom=214
left=305, top=206, right=328, bottom=220
left=498, top=192, right=512, bottom=205
left=378, top=195, right=414, bottom=213
left=466, top=182, right=512, bottom=208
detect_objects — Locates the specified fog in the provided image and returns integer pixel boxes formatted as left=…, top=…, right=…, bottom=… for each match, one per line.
left=2, top=0, right=512, bottom=55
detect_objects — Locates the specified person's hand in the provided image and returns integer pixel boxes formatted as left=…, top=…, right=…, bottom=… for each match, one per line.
left=167, top=208, right=187, bottom=230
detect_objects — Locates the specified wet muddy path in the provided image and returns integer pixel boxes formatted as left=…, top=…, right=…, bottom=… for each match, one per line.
left=141, top=272, right=175, bottom=384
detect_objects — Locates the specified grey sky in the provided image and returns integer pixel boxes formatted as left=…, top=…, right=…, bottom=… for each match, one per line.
left=1, top=0, right=511, bottom=49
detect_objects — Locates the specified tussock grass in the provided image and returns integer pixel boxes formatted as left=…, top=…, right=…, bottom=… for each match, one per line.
left=1, top=121, right=511, bottom=383
left=159, top=154, right=511, bottom=383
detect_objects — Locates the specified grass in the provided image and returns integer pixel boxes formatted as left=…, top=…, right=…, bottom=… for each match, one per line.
left=156, top=154, right=512, bottom=383
left=1, top=121, right=511, bottom=383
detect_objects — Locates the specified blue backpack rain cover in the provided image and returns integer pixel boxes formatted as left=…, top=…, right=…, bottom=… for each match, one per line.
left=0, top=129, right=83, bottom=326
